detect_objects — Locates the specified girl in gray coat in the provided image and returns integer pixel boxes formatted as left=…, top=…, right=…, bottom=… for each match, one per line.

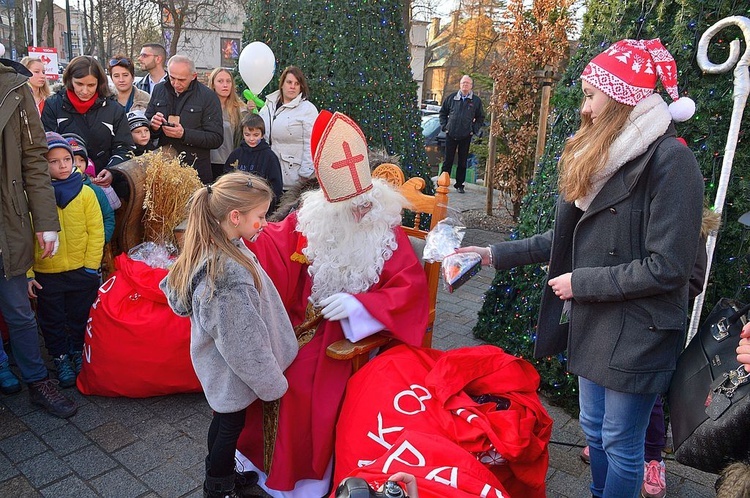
left=460, top=39, right=704, bottom=498
left=160, top=172, right=297, bottom=498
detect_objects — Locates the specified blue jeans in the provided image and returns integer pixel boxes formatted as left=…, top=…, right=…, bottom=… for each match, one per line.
left=0, top=264, right=48, bottom=383
left=578, top=376, right=657, bottom=498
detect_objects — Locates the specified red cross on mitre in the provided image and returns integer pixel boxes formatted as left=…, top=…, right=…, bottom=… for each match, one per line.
left=312, top=111, right=372, bottom=203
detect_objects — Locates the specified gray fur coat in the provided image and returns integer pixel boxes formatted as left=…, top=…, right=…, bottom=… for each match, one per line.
left=160, top=242, right=297, bottom=413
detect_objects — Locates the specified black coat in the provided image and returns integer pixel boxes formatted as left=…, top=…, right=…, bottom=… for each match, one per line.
left=490, top=126, right=704, bottom=394
left=224, top=140, right=283, bottom=207
left=145, top=78, right=223, bottom=183
left=41, top=89, right=133, bottom=175
left=439, top=91, right=484, bottom=140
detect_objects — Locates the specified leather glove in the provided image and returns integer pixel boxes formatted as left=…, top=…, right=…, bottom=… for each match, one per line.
left=320, top=293, right=359, bottom=321
left=43, top=231, right=59, bottom=256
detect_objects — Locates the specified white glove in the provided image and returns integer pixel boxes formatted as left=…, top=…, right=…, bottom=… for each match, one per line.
left=320, top=293, right=359, bottom=321
left=43, top=231, right=60, bottom=256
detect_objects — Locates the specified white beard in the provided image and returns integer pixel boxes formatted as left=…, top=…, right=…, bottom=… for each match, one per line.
left=297, top=180, right=406, bottom=305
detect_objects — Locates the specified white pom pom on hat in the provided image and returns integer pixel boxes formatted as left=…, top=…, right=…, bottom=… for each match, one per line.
left=668, top=97, right=696, bottom=122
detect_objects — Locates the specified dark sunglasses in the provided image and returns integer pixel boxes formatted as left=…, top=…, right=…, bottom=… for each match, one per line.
left=109, top=58, right=131, bottom=67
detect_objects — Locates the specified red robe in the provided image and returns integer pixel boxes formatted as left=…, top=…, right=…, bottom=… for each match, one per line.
left=236, top=212, right=429, bottom=491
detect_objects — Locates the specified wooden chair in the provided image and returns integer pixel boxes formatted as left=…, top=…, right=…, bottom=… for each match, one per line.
left=326, top=166, right=451, bottom=371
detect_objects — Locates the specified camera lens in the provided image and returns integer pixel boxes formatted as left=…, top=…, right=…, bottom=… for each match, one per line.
left=383, top=481, right=405, bottom=497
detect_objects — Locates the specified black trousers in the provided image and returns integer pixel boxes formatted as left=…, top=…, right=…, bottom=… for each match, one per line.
left=35, top=268, right=100, bottom=357
left=206, top=407, right=247, bottom=478
left=441, top=135, right=472, bottom=188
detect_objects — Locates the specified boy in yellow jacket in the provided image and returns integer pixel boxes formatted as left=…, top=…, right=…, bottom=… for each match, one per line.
left=28, top=132, right=104, bottom=388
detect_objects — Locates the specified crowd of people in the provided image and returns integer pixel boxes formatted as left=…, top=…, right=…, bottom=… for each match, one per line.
left=1, top=36, right=749, bottom=498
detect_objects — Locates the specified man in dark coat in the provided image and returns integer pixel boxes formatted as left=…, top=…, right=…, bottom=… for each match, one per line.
left=0, top=59, right=77, bottom=418
left=145, top=55, right=223, bottom=183
left=439, top=74, right=484, bottom=193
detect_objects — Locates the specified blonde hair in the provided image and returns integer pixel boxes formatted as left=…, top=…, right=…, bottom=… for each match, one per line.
left=209, top=68, right=244, bottom=134
left=558, top=96, right=633, bottom=202
left=165, top=172, right=273, bottom=309
left=20, top=56, right=51, bottom=100
left=715, top=461, right=750, bottom=498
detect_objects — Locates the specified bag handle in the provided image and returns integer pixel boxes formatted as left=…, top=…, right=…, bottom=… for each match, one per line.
left=728, top=302, right=750, bottom=325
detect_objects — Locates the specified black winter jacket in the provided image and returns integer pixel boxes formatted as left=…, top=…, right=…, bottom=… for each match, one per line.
left=224, top=139, right=283, bottom=208
left=439, top=91, right=484, bottom=140
left=41, top=89, right=133, bottom=175
left=145, top=78, right=223, bottom=183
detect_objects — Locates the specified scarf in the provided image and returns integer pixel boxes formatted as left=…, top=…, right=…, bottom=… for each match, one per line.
left=574, top=93, right=672, bottom=211
left=66, top=89, right=99, bottom=115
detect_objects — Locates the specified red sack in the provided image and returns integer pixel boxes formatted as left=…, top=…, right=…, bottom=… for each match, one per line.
left=76, top=253, right=201, bottom=397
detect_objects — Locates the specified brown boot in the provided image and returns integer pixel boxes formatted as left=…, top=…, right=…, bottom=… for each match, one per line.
left=28, top=378, right=77, bottom=418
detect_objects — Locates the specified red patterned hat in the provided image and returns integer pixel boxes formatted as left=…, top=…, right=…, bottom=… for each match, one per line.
left=311, top=110, right=373, bottom=203
left=581, top=38, right=695, bottom=121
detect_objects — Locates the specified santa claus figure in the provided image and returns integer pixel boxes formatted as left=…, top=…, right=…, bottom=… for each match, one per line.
left=235, top=111, right=429, bottom=497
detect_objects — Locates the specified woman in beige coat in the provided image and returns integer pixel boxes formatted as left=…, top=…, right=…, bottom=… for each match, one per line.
left=108, top=55, right=150, bottom=113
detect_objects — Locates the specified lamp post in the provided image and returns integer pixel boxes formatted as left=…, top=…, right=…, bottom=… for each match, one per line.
left=65, top=0, right=73, bottom=60
left=532, top=65, right=559, bottom=175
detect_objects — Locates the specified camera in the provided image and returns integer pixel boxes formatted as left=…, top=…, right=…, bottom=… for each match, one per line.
left=335, top=477, right=406, bottom=498
left=161, top=121, right=175, bottom=127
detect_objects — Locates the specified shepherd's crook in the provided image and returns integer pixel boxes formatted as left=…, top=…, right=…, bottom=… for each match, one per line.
left=688, top=16, right=750, bottom=343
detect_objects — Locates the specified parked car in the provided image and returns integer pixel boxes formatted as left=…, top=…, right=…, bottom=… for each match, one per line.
left=422, top=114, right=445, bottom=172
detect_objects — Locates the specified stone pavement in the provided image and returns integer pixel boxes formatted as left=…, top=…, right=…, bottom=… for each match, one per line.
left=0, top=181, right=718, bottom=497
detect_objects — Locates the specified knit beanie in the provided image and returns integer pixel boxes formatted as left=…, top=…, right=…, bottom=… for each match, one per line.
left=127, top=110, right=150, bottom=131
left=63, top=132, right=88, bottom=160
left=45, top=131, right=74, bottom=156
left=310, top=110, right=372, bottom=203
left=581, top=38, right=695, bottom=122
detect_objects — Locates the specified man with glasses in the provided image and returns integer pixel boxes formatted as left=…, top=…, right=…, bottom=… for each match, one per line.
left=135, top=43, right=167, bottom=95
left=145, top=54, right=222, bottom=183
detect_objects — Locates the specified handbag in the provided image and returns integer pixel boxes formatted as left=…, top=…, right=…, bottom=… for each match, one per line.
left=667, top=298, right=750, bottom=474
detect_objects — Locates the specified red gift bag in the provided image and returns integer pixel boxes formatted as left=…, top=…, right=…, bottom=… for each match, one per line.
left=76, top=253, right=201, bottom=397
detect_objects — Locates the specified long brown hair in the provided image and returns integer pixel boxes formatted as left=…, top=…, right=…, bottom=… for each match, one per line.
left=558, top=96, right=633, bottom=202
left=165, top=172, right=273, bottom=309
left=209, top=67, right=245, bottom=136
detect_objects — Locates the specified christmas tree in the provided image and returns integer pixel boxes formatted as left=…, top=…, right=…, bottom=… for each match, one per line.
left=243, top=1, right=430, bottom=181
left=669, top=2, right=750, bottom=306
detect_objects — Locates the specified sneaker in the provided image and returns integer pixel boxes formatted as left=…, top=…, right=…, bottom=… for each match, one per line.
left=641, top=459, right=666, bottom=498
left=69, top=350, right=83, bottom=374
left=580, top=445, right=590, bottom=464
left=0, top=359, right=21, bottom=395
left=28, top=378, right=77, bottom=418
left=53, top=354, right=76, bottom=388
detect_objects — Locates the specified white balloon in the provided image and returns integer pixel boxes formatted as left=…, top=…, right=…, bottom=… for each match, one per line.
left=0, top=43, right=5, bottom=57
left=238, top=42, right=276, bottom=95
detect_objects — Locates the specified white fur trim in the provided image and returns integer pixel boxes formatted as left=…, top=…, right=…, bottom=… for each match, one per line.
left=668, top=97, right=695, bottom=122
left=575, top=94, right=672, bottom=211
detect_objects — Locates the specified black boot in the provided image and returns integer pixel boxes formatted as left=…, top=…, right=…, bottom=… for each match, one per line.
left=234, top=469, right=258, bottom=496
left=203, top=474, right=238, bottom=498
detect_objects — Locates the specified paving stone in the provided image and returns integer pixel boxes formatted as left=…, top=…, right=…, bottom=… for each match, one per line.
left=0, top=450, right=20, bottom=481
left=140, top=462, right=199, bottom=497
left=19, top=409, right=70, bottom=436
left=545, top=467, right=592, bottom=498
left=178, top=411, right=212, bottom=443
left=0, top=391, right=38, bottom=417
left=68, top=401, right=107, bottom=432
left=128, top=416, right=181, bottom=446
left=0, top=474, right=41, bottom=497
left=0, top=405, right=28, bottom=439
left=148, top=396, right=200, bottom=424
left=90, top=468, right=148, bottom=498
left=0, top=430, right=47, bottom=463
left=113, top=439, right=166, bottom=476
left=40, top=475, right=98, bottom=498
left=163, top=434, right=205, bottom=469
left=17, top=450, right=73, bottom=487
left=87, top=420, right=136, bottom=453
left=62, top=445, right=118, bottom=480
left=39, top=424, right=90, bottom=455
